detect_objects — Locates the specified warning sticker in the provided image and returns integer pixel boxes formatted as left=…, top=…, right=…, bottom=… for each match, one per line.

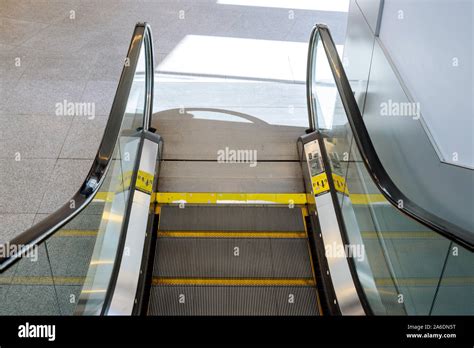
left=311, top=172, right=329, bottom=196
left=136, top=170, right=154, bottom=194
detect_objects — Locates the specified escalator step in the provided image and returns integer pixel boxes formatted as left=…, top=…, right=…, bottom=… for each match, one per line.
left=158, top=206, right=305, bottom=231
left=152, top=277, right=315, bottom=286
left=147, top=285, right=319, bottom=316
left=157, top=231, right=306, bottom=238
left=153, top=238, right=313, bottom=279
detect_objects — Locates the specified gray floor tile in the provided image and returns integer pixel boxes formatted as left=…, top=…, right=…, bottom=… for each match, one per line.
left=0, top=17, right=48, bottom=46
left=0, top=158, right=56, bottom=214
left=0, top=0, right=70, bottom=25
left=60, top=116, right=108, bottom=159
left=2, top=79, right=86, bottom=115
left=80, top=80, right=118, bottom=116
left=20, top=56, right=93, bottom=81
left=0, top=213, right=36, bottom=245
left=0, top=285, right=60, bottom=315
left=0, top=115, right=72, bottom=159
left=0, top=54, right=26, bottom=81
left=38, top=159, right=93, bottom=214
left=151, top=107, right=306, bottom=161
left=227, top=7, right=296, bottom=41
left=47, top=234, right=96, bottom=277
left=56, top=285, right=82, bottom=315
left=20, top=24, right=99, bottom=56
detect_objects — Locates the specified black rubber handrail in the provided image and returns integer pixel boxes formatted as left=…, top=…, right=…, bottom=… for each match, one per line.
left=307, top=24, right=473, bottom=251
left=0, top=23, right=155, bottom=271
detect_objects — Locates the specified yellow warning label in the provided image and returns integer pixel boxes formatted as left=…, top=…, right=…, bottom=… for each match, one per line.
left=311, top=172, right=329, bottom=196
left=332, top=173, right=349, bottom=196
left=117, top=170, right=153, bottom=194
left=136, top=170, right=154, bottom=194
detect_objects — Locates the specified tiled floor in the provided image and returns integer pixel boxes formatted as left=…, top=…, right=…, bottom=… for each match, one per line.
left=0, top=0, right=349, bottom=241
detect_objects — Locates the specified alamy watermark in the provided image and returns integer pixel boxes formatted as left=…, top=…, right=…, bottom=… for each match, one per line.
left=18, top=322, right=55, bottom=341
left=0, top=242, right=38, bottom=262
left=325, top=242, right=365, bottom=262
left=55, top=99, right=95, bottom=119
left=217, top=147, right=258, bottom=167
left=380, top=99, right=420, bottom=120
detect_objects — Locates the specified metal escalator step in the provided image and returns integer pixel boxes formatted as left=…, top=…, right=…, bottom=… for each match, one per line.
left=147, top=285, right=319, bottom=316
left=157, top=231, right=306, bottom=238
left=152, top=277, right=315, bottom=286
left=153, top=238, right=313, bottom=279
left=158, top=206, right=305, bottom=231
left=157, top=161, right=304, bottom=193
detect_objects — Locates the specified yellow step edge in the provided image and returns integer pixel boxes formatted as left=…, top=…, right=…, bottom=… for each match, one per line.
left=153, top=277, right=315, bottom=287
left=155, top=192, right=308, bottom=205
left=157, top=231, right=306, bottom=239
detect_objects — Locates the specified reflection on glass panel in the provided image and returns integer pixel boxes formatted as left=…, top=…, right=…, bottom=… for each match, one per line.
left=431, top=243, right=474, bottom=315
left=311, top=34, right=347, bottom=130
left=0, top=244, right=60, bottom=315
left=123, top=43, right=147, bottom=132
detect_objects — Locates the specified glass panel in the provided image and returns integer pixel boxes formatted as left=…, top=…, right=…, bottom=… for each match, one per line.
left=310, top=28, right=473, bottom=315
left=310, top=31, right=347, bottom=130
left=0, top=34, right=148, bottom=316
left=362, top=38, right=473, bottom=240
left=431, top=242, right=474, bottom=315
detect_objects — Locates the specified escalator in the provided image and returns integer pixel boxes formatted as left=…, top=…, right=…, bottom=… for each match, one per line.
left=0, top=23, right=472, bottom=317
left=148, top=205, right=318, bottom=315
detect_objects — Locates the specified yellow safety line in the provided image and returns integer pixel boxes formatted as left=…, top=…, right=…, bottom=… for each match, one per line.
left=361, top=231, right=442, bottom=239
left=152, top=277, right=316, bottom=287
left=0, top=276, right=85, bottom=286
left=349, top=194, right=387, bottom=205
left=93, top=191, right=115, bottom=202
left=94, top=191, right=388, bottom=206
left=157, top=231, right=306, bottom=239
left=81, top=289, right=107, bottom=294
left=375, top=277, right=474, bottom=287
left=56, top=230, right=98, bottom=237
left=155, top=192, right=307, bottom=205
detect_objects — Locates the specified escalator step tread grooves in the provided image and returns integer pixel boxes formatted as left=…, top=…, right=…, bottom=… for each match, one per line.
left=147, top=286, right=319, bottom=316
left=149, top=205, right=319, bottom=316
left=158, top=206, right=305, bottom=232
left=153, top=238, right=313, bottom=278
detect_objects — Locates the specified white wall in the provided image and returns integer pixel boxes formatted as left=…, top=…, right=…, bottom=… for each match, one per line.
left=378, top=0, right=473, bottom=168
